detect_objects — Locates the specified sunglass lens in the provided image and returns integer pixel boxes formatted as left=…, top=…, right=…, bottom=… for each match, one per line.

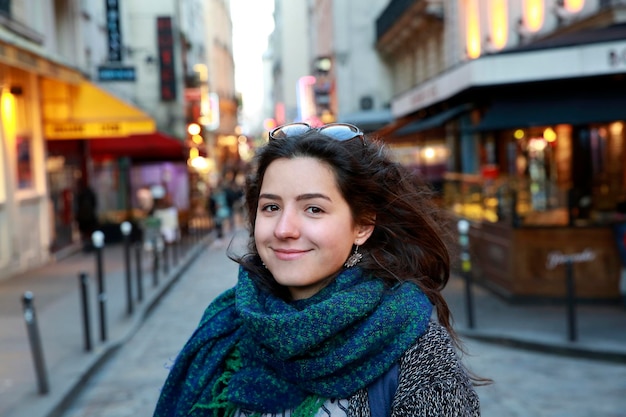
left=271, top=123, right=311, bottom=139
left=319, top=124, right=361, bottom=141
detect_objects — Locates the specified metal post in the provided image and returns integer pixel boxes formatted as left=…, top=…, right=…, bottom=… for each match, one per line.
left=92, top=231, right=107, bottom=342
left=135, top=242, right=144, bottom=302
left=22, top=292, right=49, bottom=394
left=163, top=240, right=170, bottom=275
left=120, top=221, right=133, bottom=316
left=78, top=272, right=92, bottom=352
left=458, top=219, right=475, bottom=329
left=565, top=259, right=578, bottom=342
left=152, top=238, right=160, bottom=287
left=462, top=253, right=475, bottom=329
left=172, top=235, right=179, bottom=266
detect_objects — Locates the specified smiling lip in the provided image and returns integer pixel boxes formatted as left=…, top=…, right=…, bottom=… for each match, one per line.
left=272, top=248, right=309, bottom=261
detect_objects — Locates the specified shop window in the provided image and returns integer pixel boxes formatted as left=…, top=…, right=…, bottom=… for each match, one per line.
left=2, top=74, right=34, bottom=191
left=0, top=0, right=10, bottom=17
left=591, top=125, right=624, bottom=213
left=16, top=135, right=33, bottom=189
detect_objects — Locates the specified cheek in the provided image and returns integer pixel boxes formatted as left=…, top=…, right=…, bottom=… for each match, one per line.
left=254, top=216, right=270, bottom=243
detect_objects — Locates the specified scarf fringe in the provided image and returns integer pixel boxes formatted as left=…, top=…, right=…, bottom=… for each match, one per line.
left=192, top=347, right=243, bottom=417
left=292, top=395, right=326, bottom=417
left=199, top=345, right=326, bottom=417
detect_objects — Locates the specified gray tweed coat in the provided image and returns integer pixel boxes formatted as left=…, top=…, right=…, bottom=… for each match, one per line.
left=349, top=322, right=481, bottom=417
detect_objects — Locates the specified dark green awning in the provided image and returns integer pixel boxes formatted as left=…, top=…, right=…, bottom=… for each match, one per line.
left=395, top=104, right=473, bottom=136
left=476, top=94, right=626, bottom=131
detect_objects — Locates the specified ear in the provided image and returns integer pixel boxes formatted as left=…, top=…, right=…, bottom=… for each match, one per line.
left=354, top=222, right=375, bottom=246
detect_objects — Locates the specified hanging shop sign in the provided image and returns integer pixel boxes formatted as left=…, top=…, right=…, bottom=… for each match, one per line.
left=98, top=66, right=136, bottom=82
left=157, top=16, right=177, bottom=101
left=106, top=0, right=123, bottom=62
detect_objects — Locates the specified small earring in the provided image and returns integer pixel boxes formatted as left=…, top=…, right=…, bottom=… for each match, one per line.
left=344, top=245, right=362, bottom=268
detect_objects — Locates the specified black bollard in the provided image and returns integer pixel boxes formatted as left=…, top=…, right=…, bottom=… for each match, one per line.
left=135, top=242, right=144, bottom=302
left=565, top=259, right=578, bottom=342
left=92, top=231, right=107, bottom=342
left=22, top=292, right=50, bottom=394
left=121, top=222, right=134, bottom=316
left=457, top=220, right=475, bottom=329
left=172, top=236, right=179, bottom=266
left=163, top=240, right=170, bottom=275
left=461, top=253, right=475, bottom=329
left=78, top=272, right=93, bottom=352
left=152, top=238, right=160, bottom=287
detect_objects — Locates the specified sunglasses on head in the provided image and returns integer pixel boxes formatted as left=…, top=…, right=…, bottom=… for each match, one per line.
left=269, top=122, right=365, bottom=145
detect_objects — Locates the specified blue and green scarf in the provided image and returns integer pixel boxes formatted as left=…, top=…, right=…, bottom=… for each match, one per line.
left=153, top=265, right=433, bottom=417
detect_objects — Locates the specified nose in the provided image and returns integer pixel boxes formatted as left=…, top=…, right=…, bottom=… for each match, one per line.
left=274, top=208, right=300, bottom=239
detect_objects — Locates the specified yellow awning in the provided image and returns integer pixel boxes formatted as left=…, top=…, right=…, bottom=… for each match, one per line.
left=42, top=79, right=156, bottom=139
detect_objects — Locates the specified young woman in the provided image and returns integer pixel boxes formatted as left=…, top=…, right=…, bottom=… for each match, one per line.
left=153, top=123, right=481, bottom=417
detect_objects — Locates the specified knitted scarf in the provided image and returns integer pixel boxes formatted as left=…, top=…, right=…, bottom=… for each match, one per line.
left=153, top=265, right=433, bottom=417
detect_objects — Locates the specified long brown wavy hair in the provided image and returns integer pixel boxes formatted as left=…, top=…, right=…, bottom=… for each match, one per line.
left=230, top=130, right=463, bottom=341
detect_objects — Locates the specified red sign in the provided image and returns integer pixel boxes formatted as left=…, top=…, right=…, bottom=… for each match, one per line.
left=157, top=17, right=176, bottom=101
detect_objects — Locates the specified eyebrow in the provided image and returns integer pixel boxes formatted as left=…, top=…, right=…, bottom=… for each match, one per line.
left=258, top=193, right=332, bottom=202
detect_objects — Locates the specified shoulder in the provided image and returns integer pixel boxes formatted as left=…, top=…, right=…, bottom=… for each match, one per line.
left=198, top=287, right=237, bottom=327
left=393, top=321, right=480, bottom=416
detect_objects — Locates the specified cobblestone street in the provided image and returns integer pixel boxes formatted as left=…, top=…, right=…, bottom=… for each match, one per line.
left=57, top=236, right=626, bottom=417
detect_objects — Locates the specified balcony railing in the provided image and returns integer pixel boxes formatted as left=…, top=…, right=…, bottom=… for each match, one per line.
left=376, top=0, right=420, bottom=41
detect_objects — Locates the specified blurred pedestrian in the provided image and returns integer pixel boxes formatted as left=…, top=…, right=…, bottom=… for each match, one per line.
left=208, top=183, right=231, bottom=239
left=152, top=193, right=179, bottom=244
left=154, top=123, right=483, bottom=416
left=75, top=179, right=98, bottom=252
left=224, top=179, right=243, bottom=230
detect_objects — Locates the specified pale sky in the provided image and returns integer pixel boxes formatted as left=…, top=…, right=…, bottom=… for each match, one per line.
left=231, top=0, right=275, bottom=134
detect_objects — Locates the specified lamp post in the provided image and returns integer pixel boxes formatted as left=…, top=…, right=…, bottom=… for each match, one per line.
left=120, top=221, right=133, bottom=316
left=91, top=230, right=107, bottom=342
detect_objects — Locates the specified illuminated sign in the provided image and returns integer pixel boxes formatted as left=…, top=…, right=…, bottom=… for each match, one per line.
left=106, top=0, right=123, bottom=62
left=98, top=66, right=136, bottom=82
left=157, top=16, right=177, bottom=101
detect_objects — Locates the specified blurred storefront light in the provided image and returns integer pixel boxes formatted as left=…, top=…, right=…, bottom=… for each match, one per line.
left=465, top=0, right=481, bottom=59
left=523, top=0, right=545, bottom=33
left=543, top=127, right=557, bottom=142
left=187, top=123, right=201, bottom=136
left=564, top=0, right=584, bottom=13
left=489, top=0, right=509, bottom=50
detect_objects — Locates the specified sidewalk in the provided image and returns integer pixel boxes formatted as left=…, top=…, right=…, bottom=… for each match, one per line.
left=0, top=230, right=214, bottom=417
left=1, top=232, right=626, bottom=417
left=443, top=275, right=626, bottom=363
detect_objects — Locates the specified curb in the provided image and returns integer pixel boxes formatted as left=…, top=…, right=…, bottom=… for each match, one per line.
left=458, top=329, right=626, bottom=364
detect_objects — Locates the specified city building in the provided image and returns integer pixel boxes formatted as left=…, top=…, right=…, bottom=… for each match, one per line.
left=0, top=0, right=238, bottom=280
left=268, top=0, right=392, bottom=132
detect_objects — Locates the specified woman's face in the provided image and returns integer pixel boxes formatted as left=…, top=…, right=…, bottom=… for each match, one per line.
left=255, top=157, right=373, bottom=300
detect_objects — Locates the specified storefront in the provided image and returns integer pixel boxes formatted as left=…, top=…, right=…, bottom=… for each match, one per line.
left=0, top=40, right=84, bottom=278
left=453, top=96, right=626, bottom=301
left=383, top=28, right=626, bottom=302
left=41, top=78, right=172, bottom=249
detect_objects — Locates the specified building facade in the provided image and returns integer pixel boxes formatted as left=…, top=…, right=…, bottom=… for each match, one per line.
left=0, top=0, right=238, bottom=280
left=267, top=0, right=392, bottom=132
left=376, top=0, right=626, bottom=302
